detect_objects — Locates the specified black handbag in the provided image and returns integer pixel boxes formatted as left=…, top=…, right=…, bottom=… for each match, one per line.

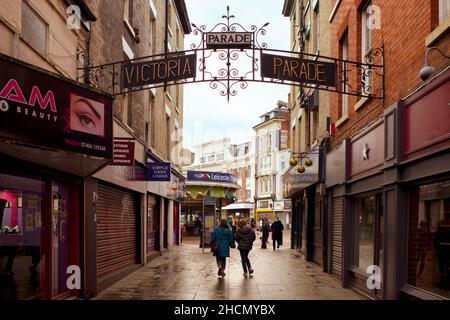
left=211, top=232, right=225, bottom=253
left=211, top=241, right=220, bottom=253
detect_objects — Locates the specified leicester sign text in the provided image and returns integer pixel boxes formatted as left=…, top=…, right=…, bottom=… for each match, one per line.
left=261, top=53, right=337, bottom=87
left=121, top=53, right=196, bottom=90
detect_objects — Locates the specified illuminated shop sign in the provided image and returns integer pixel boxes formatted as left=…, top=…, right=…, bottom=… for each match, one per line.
left=0, top=56, right=113, bottom=158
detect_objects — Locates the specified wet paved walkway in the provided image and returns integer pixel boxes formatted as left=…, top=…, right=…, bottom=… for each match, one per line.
left=96, top=232, right=365, bottom=300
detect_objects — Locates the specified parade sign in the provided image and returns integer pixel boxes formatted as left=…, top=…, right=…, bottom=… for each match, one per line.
left=0, top=55, right=113, bottom=158
left=261, top=53, right=337, bottom=87
left=112, top=138, right=135, bottom=166
left=121, top=53, right=196, bottom=90
left=205, top=32, right=252, bottom=49
left=147, top=162, right=171, bottom=181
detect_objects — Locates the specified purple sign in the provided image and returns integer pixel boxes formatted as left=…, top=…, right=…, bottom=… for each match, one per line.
left=147, top=162, right=171, bottom=181
left=0, top=55, right=113, bottom=158
left=112, top=138, right=135, bottom=166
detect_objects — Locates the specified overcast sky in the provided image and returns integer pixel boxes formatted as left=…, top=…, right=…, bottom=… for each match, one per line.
left=182, top=0, right=290, bottom=151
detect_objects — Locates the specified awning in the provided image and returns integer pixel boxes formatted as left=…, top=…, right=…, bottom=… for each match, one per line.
left=222, top=202, right=254, bottom=210
left=255, top=209, right=273, bottom=213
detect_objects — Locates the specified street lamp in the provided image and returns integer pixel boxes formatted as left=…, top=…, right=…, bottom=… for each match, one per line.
left=419, top=47, right=450, bottom=81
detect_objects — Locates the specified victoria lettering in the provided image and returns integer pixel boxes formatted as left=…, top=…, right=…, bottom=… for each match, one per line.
left=121, top=54, right=196, bottom=89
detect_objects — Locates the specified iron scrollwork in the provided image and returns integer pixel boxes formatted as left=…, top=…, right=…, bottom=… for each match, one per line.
left=190, top=6, right=269, bottom=100
left=77, top=7, right=385, bottom=101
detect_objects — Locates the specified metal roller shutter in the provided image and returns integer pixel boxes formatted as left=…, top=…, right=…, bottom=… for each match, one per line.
left=331, top=197, right=343, bottom=279
left=97, top=183, right=138, bottom=280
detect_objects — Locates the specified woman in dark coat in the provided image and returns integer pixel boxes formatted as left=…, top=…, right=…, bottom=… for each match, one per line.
left=271, top=217, right=284, bottom=251
left=235, top=219, right=256, bottom=277
left=211, top=219, right=233, bottom=277
left=261, top=218, right=270, bottom=249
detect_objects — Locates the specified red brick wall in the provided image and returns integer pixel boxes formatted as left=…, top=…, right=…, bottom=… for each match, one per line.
left=330, top=0, right=450, bottom=149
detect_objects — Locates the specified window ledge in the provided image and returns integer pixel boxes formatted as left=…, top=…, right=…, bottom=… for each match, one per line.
left=123, top=19, right=136, bottom=38
left=328, top=0, right=342, bottom=23
left=426, top=16, right=450, bottom=47
left=354, top=96, right=370, bottom=112
left=335, top=113, right=349, bottom=128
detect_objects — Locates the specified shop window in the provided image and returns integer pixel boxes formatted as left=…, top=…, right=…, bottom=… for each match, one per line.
left=0, top=174, right=44, bottom=299
left=22, top=1, right=48, bottom=57
left=408, top=180, right=450, bottom=299
left=351, top=193, right=384, bottom=290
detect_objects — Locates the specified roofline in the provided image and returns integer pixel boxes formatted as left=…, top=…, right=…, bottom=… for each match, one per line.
left=253, top=117, right=287, bottom=129
left=174, top=0, right=192, bottom=34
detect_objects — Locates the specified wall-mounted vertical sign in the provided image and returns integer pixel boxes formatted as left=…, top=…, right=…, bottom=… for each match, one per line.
left=147, top=162, right=171, bottom=181
left=112, top=138, right=135, bottom=166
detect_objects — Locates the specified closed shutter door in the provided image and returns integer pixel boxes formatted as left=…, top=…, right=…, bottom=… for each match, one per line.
left=331, top=197, right=343, bottom=279
left=97, top=183, right=138, bottom=279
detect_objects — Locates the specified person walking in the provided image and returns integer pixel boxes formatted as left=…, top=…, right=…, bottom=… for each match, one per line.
left=211, top=219, right=233, bottom=278
left=261, top=217, right=270, bottom=249
left=235, top=219, right=256, bottom=277
left=271, top=216, right=284, bottom=250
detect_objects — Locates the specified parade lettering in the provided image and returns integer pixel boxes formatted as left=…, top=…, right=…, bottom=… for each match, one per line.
left=121, top=54, right=196, bottom=89
left=261, top=53, right=337, bottom=87
left=205, top=32, right=252, bottom=49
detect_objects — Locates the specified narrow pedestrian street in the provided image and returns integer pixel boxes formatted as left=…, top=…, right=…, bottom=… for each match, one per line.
left=96, top=232, right=364, bottom=300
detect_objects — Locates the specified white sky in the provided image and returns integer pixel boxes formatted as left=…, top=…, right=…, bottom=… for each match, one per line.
left=182, top=0, right=290, bottom=151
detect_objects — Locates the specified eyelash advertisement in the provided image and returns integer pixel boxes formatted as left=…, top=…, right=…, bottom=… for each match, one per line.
left=0, top=56, right=113, bottom=159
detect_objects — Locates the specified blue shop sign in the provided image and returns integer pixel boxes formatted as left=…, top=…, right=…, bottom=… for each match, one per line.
left=147, top=162, right=171, bottom=181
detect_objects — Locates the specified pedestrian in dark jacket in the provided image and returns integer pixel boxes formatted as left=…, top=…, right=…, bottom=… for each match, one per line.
left=231, top=224, right=237, bottom=248
left=211, top=219, right=234, bottom=278
left=261, top=218, right=270, bottom=249
left=235, top=219, right=256, bottom=277
left=271, top=217, right=284, bottom=250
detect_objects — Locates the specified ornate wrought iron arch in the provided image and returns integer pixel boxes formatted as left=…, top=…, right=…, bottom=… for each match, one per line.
left=78, top=6, right=384, bottom=101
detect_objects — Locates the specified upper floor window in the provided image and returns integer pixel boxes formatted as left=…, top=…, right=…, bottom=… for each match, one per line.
left=22, top=1, right=48, bottom=57
left=124, top=0, right=134, bottom=24
left=340, top=33, right=349, bottom=118
left=440, top=0, right=450, bottom=24
left=361, top=1, right=373, bottom=95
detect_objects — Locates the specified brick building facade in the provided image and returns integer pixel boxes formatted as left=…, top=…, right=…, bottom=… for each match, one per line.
left=0, top=0, right=191, bottom=300
left=283, top=0, right=450, bottom=300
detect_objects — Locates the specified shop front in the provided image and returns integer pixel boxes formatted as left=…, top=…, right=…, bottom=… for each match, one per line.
left=181, top=171, right=240, bottom=247
left=282, top=150, right=322, bottom=264
left=399, top=68, right=450, bottom=300
left=255, top=199, right=274, bottom=228
left=221, top=202, right=254, bottom=225
left=330, top=68, right=450, bottom=300
left=146, top=155, right=185, bottom=259
left=0, top=54, right=113, bottom=300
